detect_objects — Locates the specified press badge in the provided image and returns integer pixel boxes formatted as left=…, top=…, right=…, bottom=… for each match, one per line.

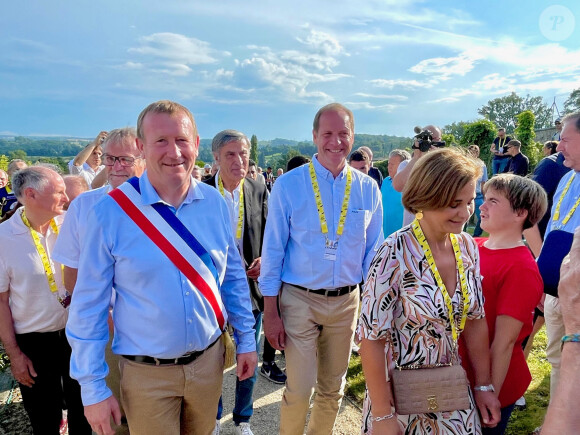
left=324, top=239, right=338, bottom=261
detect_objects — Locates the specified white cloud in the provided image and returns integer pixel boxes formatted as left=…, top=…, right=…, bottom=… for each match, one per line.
left=409, top=52, right=481, bottom=80
left=354, top=93, right=408, bottom=101
left=129, top=33, right=217, bottom=65
left=369, top=78, right=435, bottom=89
left=344, top=101, right=398, bottom=111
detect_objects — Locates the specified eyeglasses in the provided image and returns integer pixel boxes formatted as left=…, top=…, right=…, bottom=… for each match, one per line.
left=102, top=154, right=140, bottom=167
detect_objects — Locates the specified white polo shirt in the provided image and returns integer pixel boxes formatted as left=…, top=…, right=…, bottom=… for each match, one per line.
left=0, top=208, right=67, bottom=334
left=68, top=161, right=105, bottom=186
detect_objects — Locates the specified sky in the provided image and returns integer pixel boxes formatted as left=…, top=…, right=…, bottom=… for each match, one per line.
left=1, top=1, right=579, bottom=141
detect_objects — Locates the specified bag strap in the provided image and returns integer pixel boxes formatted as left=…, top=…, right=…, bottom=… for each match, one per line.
left=109, top=177, right=225, bottom=330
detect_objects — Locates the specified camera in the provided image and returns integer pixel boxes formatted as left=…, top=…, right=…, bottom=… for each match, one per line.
left=413, top=128, right=446, bottom=152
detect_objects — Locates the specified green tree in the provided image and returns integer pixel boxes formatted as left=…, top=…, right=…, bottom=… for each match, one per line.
left=460, top=118, right=497, bottom=167
left=9, top=149, right=27, bottom=161
left=443, top=121, right=468, bottom=140
left=514, top=111, right=541, bottom=170
left=441, top=133, right=458, bottom=147
left=563, top=88, right=580, bottom=114
left=478, top=92, right=552, bottom=132
left=0, top=155, right=9, bottom=172
left=250, top=134, right=259, bottom=163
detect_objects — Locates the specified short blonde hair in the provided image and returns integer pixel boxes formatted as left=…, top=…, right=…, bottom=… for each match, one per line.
left=483, top=174, right=547, bottom=230
left=136, top=100, right=197, bottom=140
left=313, top=103, right=354, bottom=133
left=402, top=148, right=481, bottom=214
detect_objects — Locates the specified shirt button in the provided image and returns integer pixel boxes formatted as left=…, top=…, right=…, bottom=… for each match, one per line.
left=188, top=343, right=193, bottom=347
left=188, top=319, right=192, bottom=324
left=185, top=292, right=190, bottom=296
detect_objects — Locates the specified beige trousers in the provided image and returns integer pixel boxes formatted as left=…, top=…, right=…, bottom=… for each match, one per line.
left=279, top=284, right=359, bottom=435
left=119, top=339, right=224, bottom=435
left=545, top=294, right=565, bottom=399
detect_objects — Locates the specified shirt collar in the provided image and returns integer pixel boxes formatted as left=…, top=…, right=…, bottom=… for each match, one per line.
left=138, top=170, right=204, bottom=208
left=311, top=154, right=348, bottom=182
left=215, top=170, right=242, bottom=194
left=9, top=207, right=63, bottom=236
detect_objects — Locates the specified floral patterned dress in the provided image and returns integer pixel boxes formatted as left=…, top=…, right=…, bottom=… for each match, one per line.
left=356, top=225, right=485, bottom=434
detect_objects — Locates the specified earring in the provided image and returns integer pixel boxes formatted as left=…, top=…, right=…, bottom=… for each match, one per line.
left=415, top=210, right=423, bottom=220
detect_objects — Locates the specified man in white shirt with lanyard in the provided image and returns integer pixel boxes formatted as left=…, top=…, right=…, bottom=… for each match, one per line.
left=260, top=103, right=384, bottom=434
left=0, top=166, right=92, bottom=434
left=538, top=111, right=580, bottom=399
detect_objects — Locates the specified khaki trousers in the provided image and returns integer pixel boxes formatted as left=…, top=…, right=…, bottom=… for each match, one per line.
left=279, top=284, right=359, bottom=435
left=545, top=294, right=565, bottom=399
left=119, top=339, right=224, bottom=435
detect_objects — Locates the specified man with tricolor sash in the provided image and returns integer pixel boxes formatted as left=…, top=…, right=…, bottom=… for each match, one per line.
left=537, top=111, right=580, bottom=401
left=0, top=166, right=91, bottom=434
left=260, top=103, right=384, bottom=434
left=66, top=101, right=257, bottom=435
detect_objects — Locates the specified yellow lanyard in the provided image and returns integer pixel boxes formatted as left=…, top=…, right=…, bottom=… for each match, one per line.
left=411, top=219, right=470, bottom=342
left=309, top=162, right=352, bottom=240
left=218, top=176, right=244, bottom=240
left=552, top=173, right=580, bottom=226
left=21, top=209, right=62, bottom=295
left=498, top=137, right=506, bottom=149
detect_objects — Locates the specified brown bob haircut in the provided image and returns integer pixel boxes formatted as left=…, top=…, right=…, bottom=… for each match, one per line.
left=483, top=174, right=547, bottom=230
left=136, top=100, right=197, bottom=140
left=402, top=147, right=482, bottom=214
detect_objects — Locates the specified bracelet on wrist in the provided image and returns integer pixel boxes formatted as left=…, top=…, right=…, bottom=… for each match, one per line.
left=371, top=412, right=396, bottom=422
left=561, top=333, right=580, bottom=350
left=473, top=384, right=495, bottom=392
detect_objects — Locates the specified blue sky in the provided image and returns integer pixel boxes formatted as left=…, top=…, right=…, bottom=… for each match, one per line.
left=1, top=1, right=579, bottom=141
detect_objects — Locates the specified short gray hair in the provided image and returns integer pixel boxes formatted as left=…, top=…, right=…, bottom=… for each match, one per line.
left=211, top=129, right=250, bottom=154
left=389, top=149, right=411, bottom=161
left=7, top=159, right=27, bottom=176
left=103, top=127, right=138, bottom=153
left=12, top=166, right=57, bottom=200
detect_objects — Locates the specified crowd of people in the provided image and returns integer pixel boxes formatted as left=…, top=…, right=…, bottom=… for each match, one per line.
left=0, top=101, right=579, bottom=435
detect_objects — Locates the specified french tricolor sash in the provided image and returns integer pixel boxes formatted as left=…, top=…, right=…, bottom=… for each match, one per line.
left=109, top=177, right=226, bottom=330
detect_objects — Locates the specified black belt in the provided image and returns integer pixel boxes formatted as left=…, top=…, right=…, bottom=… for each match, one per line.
left=123, top=336, right=220, bottom=366
left=289, top=283, right=357, bottom=297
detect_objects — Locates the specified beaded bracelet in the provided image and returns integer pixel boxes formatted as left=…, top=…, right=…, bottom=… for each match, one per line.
left=561, top=333, right=580, bottom=350
left=371, top=412, right=396, bottom=422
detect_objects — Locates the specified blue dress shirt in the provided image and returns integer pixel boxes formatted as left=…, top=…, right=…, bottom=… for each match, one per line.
left=259, top=155, right=384, bottom=296
left=66, top=172, right=256, bottom=405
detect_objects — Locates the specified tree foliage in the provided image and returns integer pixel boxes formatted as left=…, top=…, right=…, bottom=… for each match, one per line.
left=443, top=121, right=468, bottom=140
left=460, top=118, right=497, bottom=166
left=514, top=111, right=541, bottom=169
left=478, top=92, right=552, bottom=133
left=563, top=88, right=580, bottom=115
left=250, top=134, right=259, bottom=163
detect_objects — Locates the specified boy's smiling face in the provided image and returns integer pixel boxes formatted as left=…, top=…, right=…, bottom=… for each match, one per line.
left=479, top=187, right=526, bottom=234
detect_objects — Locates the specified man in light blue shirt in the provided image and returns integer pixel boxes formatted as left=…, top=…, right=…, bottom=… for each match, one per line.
left=66, top=101, right=257, bottom=435
left=260, top=103, right=383, bottom=434
left=381, top=149, right=410, bottom=237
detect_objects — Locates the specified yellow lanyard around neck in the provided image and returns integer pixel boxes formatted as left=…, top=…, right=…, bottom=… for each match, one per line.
left=21, top=209, right=62, bottom=295
left=552, top=173, right=580, bottom=226
left=218, top=176, right=244, bottom=240
left=411, top=219, right=470, bottom=342
left=309, top=162, right=352, bottom=240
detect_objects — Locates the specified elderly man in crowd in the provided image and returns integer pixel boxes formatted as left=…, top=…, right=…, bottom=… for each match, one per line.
left=53, top=127, right=146, bottom=430
left=1, top=160, right=29, bottom=218
left=260, top=103, right=383, bottom=435
left=536, top=112, right=580, bottom=401
left=69, top=131, right=106, bottom=185
left=0, top=169, right=7, bottom=188
left=66, top=101, right=257, bottom=435
left=63, top=175, right=89, bottom=210
left=0, top=166, right=91, bottom=434
left=205, top=129, right=282, bottom=435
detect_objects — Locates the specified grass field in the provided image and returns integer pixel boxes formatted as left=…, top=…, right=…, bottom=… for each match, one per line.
left=346, top=327, right=550, bottom=434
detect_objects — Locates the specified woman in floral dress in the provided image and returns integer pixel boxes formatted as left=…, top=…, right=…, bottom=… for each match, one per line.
left=357, top=148, right=501, bottom=434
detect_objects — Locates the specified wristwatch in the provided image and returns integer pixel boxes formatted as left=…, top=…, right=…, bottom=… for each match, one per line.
left=474, top=384, right=495, bottom=392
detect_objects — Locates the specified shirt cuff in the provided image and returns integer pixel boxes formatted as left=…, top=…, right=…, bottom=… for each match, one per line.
left=235, top=330, right=257, bottom=354
left=258, top=280, right=281, bottom=297
left=80, top=379, right=113, bottom=406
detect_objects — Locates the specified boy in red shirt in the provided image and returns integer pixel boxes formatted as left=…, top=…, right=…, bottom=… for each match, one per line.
left=461, top=173, right=547, bottom=434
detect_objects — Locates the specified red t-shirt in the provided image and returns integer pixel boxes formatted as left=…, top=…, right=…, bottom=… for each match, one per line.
left=460, top=238, right=543, bottom=407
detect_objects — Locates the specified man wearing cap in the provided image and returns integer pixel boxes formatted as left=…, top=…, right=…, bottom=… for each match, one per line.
left=503, top=139, right=529, bottom=176
left=260, top=103, right=383, bottom=434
